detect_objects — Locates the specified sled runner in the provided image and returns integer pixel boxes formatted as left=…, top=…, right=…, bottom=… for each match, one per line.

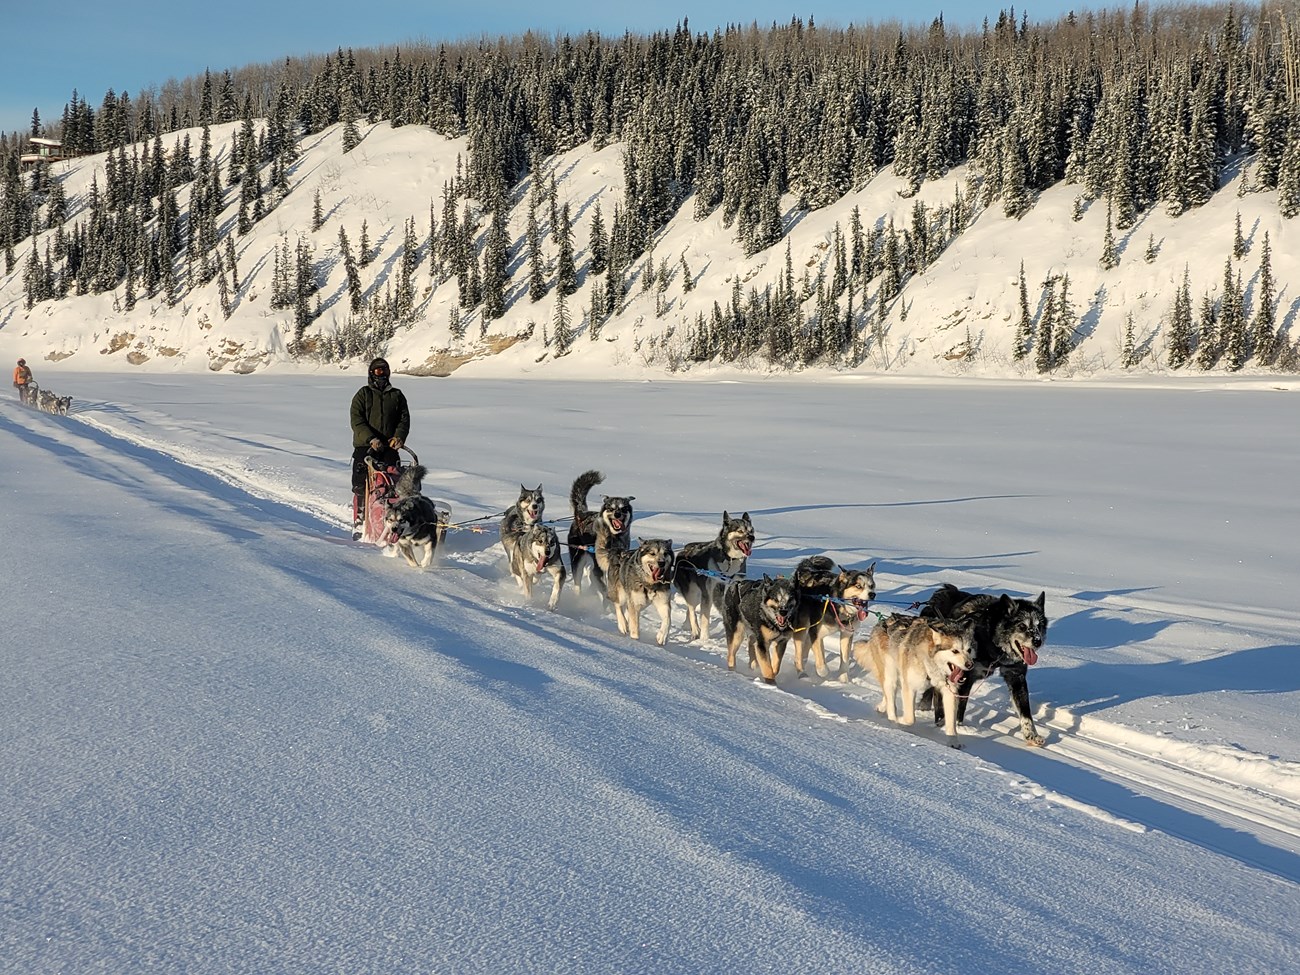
left=357, top=446, right=451, bottom=548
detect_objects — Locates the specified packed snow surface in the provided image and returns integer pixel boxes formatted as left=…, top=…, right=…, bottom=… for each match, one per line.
left=2, top=370, right=1298, bottom=974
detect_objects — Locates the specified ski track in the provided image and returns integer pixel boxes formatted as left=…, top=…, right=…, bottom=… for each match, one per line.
left=37, top=406, right=1300, bottom=884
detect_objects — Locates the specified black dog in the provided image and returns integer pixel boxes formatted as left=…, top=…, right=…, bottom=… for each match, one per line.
left=722, top=574, right=799, bottom=684
left=919, top=584, right=1048, bottom=745
left=567, top=469, right=634, bottom=597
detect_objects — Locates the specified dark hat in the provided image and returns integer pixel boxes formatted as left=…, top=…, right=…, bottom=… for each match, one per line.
left=17, top=358, right=25, bottom=365
left=368, top=357, right=390, bottom=374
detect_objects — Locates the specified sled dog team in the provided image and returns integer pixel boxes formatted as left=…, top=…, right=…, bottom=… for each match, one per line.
left=379, top=463, right=1050, bottom=749
left=22, top=384, right=73, bottom=415
left=489, top=469, right=1049, bottom=750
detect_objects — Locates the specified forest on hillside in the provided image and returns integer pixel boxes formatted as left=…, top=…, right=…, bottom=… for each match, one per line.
left=2, top=3, right=1299, bottom=372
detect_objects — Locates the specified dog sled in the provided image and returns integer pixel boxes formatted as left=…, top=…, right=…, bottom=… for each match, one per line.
left=357, top=445, right=451, bottom=548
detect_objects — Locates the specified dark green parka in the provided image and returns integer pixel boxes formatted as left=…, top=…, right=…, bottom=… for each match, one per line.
left=350, top=382, right=410, bottom=448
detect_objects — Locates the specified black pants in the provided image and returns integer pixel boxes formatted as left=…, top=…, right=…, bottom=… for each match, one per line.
left=351, top=444, right=400, bottom=497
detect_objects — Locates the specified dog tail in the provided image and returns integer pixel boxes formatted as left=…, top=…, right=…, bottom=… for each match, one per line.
left=395, top=463, right=427, bottom=498
left=569, top=469, right=603, bottom=517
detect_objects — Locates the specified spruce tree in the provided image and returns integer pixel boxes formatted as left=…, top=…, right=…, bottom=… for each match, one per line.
left=1099, top=199, right=1119, bottom=270
left=1053, top=274, right=1076, bottom=364
left=312, top=189, right=324, bottom=232
left=1279, top=129, right=1300, bottom=219
left=588, top=278, right=606, bottom=340
left=556, top=202, right=577, bottom=297
left=358, top=220, right=371, bottom=268
left=1222, top=265, right=1248, bottom=371
left=225, top=237, right=239, bottom=291
left=340, top=225, right=363, bottom=314
left=552, top=289, right=573, bottom=355
left=1195, top=293, right=1219, bottom=369
left=218, top=259, right=232, bottom=319
left=1167, top=267, right=1194, bottom=369
left=1013, top=261, right=1032, bottom=361
left=1252, top=232, right=1278, bottom=365
left=1035, top=278, right=1057, bottom=373
left=588, top=201, right=608, bottom=276
left=1122, top=312, right=1137, bottom=367
left=341, top=84, right=361, bottom=153
left=481, top=209, right=508, bottom=320
left=527, top=202, right=546, bottom=302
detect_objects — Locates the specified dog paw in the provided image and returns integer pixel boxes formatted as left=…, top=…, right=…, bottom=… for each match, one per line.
left=1024, top=733, right=1047, bottom=747
left=946, top=737, right=964, bottom=750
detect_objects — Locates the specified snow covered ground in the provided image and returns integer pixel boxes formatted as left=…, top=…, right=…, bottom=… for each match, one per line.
left=3, top=369, right=1299, bottom=973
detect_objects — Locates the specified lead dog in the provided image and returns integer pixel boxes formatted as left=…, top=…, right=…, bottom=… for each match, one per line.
left=790, top=555, right=876, bottom=680
left=919, top=584, right=1049, bottom=746
left=605, top=538, right=675, bottom=645
left=722, top=574, right=799, bottom=684
left=382, top=464, right=441, bottom=569
left=508, top=523, right=567, bottom=610
left=855, top=613, right=976, bottom=748
left=567, top=469, right=634, bottom=596
left=674, top=510, right=754, bottom=641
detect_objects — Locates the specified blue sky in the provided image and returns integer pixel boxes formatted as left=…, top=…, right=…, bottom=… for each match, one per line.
left=2, top=1, right=1088, bottom=137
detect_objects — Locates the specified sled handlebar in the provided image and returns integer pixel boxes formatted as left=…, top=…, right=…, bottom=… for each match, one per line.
left=364, top=443, right=419, bottom=471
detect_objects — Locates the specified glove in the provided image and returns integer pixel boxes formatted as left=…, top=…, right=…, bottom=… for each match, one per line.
left=369, top=438, right=382, bottom=450
left=389, top=437, right=403, bottom=450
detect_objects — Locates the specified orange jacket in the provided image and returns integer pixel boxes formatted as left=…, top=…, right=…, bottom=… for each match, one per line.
left=13, top=365, right=32, bottom=386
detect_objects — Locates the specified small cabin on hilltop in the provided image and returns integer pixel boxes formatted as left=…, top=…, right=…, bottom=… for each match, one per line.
left=20, top=137, right=68, bottom=167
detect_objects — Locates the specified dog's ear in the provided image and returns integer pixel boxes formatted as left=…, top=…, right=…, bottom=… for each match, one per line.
left=721, top=510, right=730, bottom=522
left=999, top=593, right=1016, bottom=612
left=535, top=484, right=543, bottom=493
left=866, top=561, right=877, bottom=574
left=741, top=512, right=751, bottom=523
left=1035, top=591, right=1046, bottom=612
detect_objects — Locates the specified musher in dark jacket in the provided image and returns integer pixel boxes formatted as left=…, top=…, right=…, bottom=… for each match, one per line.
left=349, top=357, right=411, bottom=537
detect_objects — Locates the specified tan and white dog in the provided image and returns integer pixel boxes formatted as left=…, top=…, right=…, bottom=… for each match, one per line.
left=855, top=613, right=976, bottom=748
left=605, top=539, right=675, bottom=645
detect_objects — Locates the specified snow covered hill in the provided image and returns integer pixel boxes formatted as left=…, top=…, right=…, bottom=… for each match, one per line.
left=2, top=118, right=1296, bottom=380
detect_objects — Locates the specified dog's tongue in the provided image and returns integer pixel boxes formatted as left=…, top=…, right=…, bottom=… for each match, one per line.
left=950, top=665, right=965, bottom=684
left=612, top=518, right=623, bottom=531
left=650, top=565, right=662, bottom=581
left=739, top=541, right=752, bottom=556
left=536, top=558, right=547, bottom=572
left=1021, top=644, right=1039, bottom=666
left=776, top=614, right=787, bottom=627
